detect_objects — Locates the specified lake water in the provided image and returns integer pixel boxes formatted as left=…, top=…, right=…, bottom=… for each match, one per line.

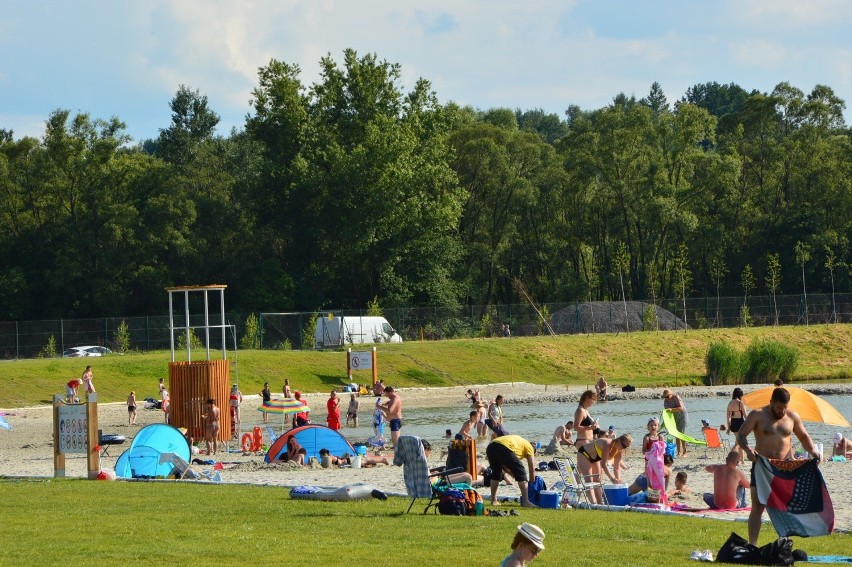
left=331, top=395, right=852, bottom=449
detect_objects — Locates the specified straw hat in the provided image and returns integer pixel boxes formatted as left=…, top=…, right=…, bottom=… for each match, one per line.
left=517, top=523, right=545, bottom=549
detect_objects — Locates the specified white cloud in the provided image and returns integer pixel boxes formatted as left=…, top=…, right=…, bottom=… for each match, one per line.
left=728, top=39, right=789, bottom=71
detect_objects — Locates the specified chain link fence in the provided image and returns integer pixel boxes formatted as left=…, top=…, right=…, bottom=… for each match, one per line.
left=1, top=293, right=848, bottom=358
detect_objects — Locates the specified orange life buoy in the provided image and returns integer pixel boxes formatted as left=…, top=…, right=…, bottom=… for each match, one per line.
left=252, top=427, right=263, bottom=452
left=241, top=433, right=253, bottom=452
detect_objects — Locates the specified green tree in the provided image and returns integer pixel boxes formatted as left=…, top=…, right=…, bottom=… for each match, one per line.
left=709, top=253, right=728, bottom=327
left=674, top=244, right=691, bottom=331
left=614, top=242, right=631, bottom=332
left=794, top=241, right=811, bottom=325
left=156, top=85, right=220, bottom=166
left=741, top=264, right=755, bottom=327
left=824, top=246, right=837, bottom=323
left=765, top=253, right=781, bottom=325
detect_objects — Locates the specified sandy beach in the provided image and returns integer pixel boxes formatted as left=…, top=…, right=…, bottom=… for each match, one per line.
left=1, top=383, right=849, bottom=532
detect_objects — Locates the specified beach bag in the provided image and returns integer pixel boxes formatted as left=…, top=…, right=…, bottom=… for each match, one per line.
left=437, top=489, right=467, bottom=516
left=461, top=488, right=483, bottom=515
left=665, top=441, right=676, bottom=459
left=716, top=532, right=797, bottom=566
left=527, top=475, right=547, bottom=506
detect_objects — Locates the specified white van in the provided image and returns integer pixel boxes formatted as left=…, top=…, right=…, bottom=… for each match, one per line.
left=315, top=316, right=402, bottom=349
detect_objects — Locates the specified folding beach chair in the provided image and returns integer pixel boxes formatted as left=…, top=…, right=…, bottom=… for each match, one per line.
left=701, top=427, right=726, bottom=460
left=553, top=457, right=607, bottom=507
left=393, top=435, right=466, bottom=514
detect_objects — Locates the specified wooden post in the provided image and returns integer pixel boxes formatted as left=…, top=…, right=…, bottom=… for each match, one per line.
left=347, top=348, right=352, bottom=383
left=53, top=395, right=65, bottom=478
left=87, top=394, right=100, bottom=479
left=371, top=347, right=378, bottom=386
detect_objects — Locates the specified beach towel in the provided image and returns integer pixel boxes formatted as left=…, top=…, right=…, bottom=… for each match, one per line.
left=753, top=456, right=834, bottom=538
left=645, top=437, right=669, bottom=506
left=393, top=435, right=432, bottom=498
left=0, top=416, right=11, bottom=430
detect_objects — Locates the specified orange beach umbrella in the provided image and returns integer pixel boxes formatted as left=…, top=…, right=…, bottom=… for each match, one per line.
left=742, top=386, right=849, bottom=427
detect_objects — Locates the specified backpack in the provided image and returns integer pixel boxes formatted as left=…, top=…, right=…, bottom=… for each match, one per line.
left=437, top=489, right=467, bottom=516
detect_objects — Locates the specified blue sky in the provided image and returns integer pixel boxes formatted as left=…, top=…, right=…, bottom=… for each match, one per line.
left=2, top=1, right=851, bottom=143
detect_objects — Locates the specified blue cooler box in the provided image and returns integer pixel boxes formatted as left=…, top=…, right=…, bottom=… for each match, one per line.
left=603, top=484, right=629, bottom=506
left=538, top=490, right=560, bottom=509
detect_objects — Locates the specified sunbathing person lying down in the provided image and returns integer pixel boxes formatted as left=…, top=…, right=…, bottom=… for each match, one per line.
left=319, top=448, right=389, bottom=468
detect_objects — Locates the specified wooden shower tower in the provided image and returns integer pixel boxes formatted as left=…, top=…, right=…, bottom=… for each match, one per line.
left=166, top=285, right=232, bottom=442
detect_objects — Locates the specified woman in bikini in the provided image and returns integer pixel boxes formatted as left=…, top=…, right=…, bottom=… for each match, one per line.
left=725, top=387, right=748, bottom=462
left=573, top=390, right=599, bottom=448
left=576, top=434, right=632, bottom=504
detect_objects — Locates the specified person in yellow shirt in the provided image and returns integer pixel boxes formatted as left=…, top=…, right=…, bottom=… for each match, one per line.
left=485, top=435, right=537, bottom=507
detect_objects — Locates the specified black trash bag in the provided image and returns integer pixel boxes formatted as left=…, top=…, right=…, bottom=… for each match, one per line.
left=716, top=532, right=796, bottom=566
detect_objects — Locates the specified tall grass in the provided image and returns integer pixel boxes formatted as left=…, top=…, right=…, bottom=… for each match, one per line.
left=704, top=338, right=801, bottom=385
left=744, top=339, right=800, bottom=384
left=704, top=342, right=744, bottom=385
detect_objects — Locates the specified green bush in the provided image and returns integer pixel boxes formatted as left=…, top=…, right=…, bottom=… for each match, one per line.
left=302, top=313, right=320, bottom=350
left=176, top=329, right=204, bottom=351
left=642, top=304, right=658, bottom=331
left=240, top=313, right=260, bottom=350
left=479, top=313, right=494, bottom=338
left=744, top=339, right=799, bottom=384
left=113, top=320, right=131, bottom=353
left=38, top=335, right=57, bottom=358
left=704, top=341, right=743, bottom=385
left=739, top=305, right=752, bottom=328
left=440, top=317, right=473, bottom=339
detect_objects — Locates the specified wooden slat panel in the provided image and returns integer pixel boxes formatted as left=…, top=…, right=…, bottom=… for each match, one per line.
left=169, top=360, right=230, bottom=442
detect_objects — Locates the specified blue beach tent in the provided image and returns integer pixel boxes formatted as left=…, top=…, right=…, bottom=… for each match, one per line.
left=114, top=423, right=191, bottom=479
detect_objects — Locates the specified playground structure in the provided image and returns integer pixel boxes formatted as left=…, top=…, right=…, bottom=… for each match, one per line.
left=165, top=285, right=235, bottom=443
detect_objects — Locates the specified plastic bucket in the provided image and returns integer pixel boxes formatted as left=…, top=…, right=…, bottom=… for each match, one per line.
left=355, top=444, right=368, bottom=456
left=603, top=484, right=629, bottom=506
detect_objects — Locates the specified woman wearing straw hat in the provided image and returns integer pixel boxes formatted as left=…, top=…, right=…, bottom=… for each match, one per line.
left=502, top=523, right=545, bottom=566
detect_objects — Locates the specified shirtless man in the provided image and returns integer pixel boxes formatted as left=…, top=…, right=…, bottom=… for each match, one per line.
left=381, top=386, right=402, bottom=447
left=736, top=387, right=820, bottom=545
left=703, top=451, right=750, bottom=509
left=553, top=421, right=574, bottom=446
left=202, top=398, right=221, bottom=456
left=832, top=433, right=852, bottom=458
left=594, top=374, right=607, bottom=400
left=457, top=410, right=478, bottom=440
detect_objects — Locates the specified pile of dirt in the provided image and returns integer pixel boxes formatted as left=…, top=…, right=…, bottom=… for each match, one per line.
left=550, top=301, right=686, bottom=334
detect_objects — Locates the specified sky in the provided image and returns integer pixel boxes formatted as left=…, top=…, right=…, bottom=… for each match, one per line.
left=2, top=0, right=852, bottom=143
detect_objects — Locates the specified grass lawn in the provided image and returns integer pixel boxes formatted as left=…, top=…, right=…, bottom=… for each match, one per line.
left=1, top=479, right=849, bottom=566
left=1, top=324, right=849, bottom=407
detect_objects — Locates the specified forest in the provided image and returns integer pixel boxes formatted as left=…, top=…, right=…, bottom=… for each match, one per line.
left=0, top=49, right=849, bottom=320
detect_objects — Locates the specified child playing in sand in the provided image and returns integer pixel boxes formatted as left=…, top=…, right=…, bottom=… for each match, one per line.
left=667, top=471, right=691, bottom=498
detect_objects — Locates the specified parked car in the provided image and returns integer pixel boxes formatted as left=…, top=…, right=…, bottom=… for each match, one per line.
left=62, top=346, right=112, bottom=357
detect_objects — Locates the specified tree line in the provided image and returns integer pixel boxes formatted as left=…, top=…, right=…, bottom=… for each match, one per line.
left=0, top=49, right=849, bottom=320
